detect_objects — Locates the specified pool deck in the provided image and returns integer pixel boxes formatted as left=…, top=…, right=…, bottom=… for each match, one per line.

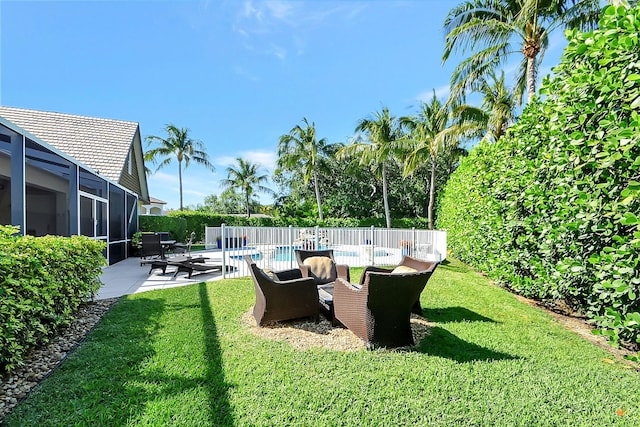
left=96, top=250, right=234, bottom=300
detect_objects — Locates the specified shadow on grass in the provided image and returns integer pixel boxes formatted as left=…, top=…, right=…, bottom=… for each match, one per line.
left=198, top=282, right=234, bottom=425
left=421, top=306, right=497, bottom=323
left=416, top=326, right=519, bottom=363
left=4, top=292, right=235, bottom=426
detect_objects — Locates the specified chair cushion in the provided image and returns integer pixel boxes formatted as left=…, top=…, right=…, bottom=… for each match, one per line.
left=261, top=268, right=278, bottom=280
left=303, top=256, right=335, bottom=280
left=391, top=265, right=418, bottom=274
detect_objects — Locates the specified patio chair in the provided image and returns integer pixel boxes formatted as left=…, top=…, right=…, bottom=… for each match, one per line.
left=245, top=256, right=320, bottom=326
left=333, top=266, right=436, bottom=348
left=294, top=249, right=350, bottom=285
left=140, top=233, right=163, bottom=261
left=173, top=231, right=196, bottom=256
left=360, top=255, right=438, bottom=315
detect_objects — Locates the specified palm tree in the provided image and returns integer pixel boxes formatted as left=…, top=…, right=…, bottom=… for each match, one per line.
left=337, top=107, right=401, bottom=228
left=145, top=124, right=214, bottom=211
left=442, top=0, right=609, bottom=104
left=400, top=92, right=486, bottom=229
left=221, top=158, right=273, bottom=218
left=277, top=118, right=331, bottom=220
left=476, top=70, right=517, bottom=142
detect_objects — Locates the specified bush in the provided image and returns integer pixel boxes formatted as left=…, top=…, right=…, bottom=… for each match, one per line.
left=437, top=5, right=640, bottom=351
left=139, top=215, right=187, bottom=241
left=0, top=225, right=106, bottom=373
left=166, top=211, right=432, bottom=239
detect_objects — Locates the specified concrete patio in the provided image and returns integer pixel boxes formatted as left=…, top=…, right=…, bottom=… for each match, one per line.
left=96, top=250, right=233, bottom=300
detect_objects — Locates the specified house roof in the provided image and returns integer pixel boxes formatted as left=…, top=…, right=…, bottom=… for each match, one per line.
left=0, top=106, right=149, bottom=201
left=148, top=196, right=167, bottom=205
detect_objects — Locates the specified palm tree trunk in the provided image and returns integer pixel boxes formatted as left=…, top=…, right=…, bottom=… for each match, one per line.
left=178, top=160, right=184, bottom=211
left=313, top=172, right=323, bottom=220
left=526, top=55, right=537, bottom=102
left=245, top=191, right=251, bottom=218
left=382, top=164, right=391, bottom=228
left=428, top=154, right=437, bottom=230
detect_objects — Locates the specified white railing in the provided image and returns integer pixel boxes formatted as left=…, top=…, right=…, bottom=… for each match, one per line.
left=204, top=225, right=447, bottom=278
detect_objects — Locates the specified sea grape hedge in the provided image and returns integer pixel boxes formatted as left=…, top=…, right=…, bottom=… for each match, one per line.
left=437, top=5, right=640, bottom=351
left=0, top=225, right=106, bottom=373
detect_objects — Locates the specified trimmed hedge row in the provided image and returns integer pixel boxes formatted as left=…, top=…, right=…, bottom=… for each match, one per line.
left=437, top=6, right=640, bottom=352
left=138, top=215, right=187, bottom=241
left=149, top=212, right=431, bottom=243
left=0, top=225, right=106, bottom=373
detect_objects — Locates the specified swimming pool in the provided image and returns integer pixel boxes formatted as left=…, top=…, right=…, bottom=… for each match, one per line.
left=270, top=246, right=388, bottom=262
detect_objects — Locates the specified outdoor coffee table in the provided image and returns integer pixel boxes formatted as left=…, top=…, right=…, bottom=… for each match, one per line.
left=317, top=283, right=339, bottom=326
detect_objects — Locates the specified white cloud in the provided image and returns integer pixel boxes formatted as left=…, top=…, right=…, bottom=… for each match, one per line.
left=217, top=150, right=276, bottom=170
left=233, top=1, right=367, bottom=58
left=416, top=84, right=450, bottom=103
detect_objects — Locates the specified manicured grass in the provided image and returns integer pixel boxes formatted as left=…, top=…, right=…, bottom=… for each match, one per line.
left=4, top=259, right=639, bottom=426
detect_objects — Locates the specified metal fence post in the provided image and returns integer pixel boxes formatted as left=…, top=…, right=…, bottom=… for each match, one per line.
left=412, top=227, right=416, bottom=258
left=221, top=223, right=226, bottom=278
left=288, top=225, right=293, bottom=269
left=370, top=225, right=375, bottom=265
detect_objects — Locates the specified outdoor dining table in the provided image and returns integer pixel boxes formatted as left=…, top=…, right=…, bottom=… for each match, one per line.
left=160, top=240, right=176, bottom=259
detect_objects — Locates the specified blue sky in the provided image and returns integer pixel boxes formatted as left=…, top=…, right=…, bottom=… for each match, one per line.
left=1, top=0, right=568, bottom=210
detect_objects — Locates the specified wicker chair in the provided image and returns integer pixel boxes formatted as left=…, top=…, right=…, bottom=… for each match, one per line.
left=244, top=256, right=319, bottom=326
left=333, top=258, right=437, bottom=348
left=294, top=249, right=350, bottom=285
left=360, top=255, right=438, bottom=315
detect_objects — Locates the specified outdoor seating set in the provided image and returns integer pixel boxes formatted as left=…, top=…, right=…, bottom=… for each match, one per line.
left=140, top=232, right=224, bottom=278
left=245, top=250, right=438, bottom=348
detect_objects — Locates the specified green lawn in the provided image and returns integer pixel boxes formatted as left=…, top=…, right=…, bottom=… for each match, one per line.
left=4, top=259, right=639, bottom=426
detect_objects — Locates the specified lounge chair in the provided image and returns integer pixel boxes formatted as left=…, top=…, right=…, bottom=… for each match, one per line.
left=168, top=255, right=223, bottom=279
left=333, top=263, right=436, bottom=348
left=359, top=255, right=438, bottom=314
left=294, top=249, right=350, bottom=285
left=245, top=256, right=319, bottom=326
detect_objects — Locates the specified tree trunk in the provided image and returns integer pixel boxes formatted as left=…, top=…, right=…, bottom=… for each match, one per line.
left=526, top=53, right=537, bottom=103
left=245, top=191, right=251, bottom=218
left=427, top=154, right=437, bottom=230
left=178, top=160, right=184, bottom=211
left=313, top=172, right=323, bottom=220
left=382, top=164, right=391, bottom=228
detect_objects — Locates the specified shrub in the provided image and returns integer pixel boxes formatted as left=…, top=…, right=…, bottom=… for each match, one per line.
left=0, top=225, right=106, bottom=373
left=139, top=215, right=187, bottom=241
left=437, top=5, right=640, bottom=351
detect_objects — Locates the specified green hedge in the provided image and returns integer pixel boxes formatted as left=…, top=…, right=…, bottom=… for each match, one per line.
left=437, top=5, right=640, bottom=352
left=162, top=211, right=431, bottom=243
left=138, top=215, right=187, bottom=242
left=0, top=225, right=106, bottom=373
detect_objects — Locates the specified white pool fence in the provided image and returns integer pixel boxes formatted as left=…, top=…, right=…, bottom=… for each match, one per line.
left=204, top=225, right=447, bottom=278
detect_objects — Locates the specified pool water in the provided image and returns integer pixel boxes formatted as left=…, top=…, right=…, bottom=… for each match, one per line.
left=270, top=247, right=388, bottom=262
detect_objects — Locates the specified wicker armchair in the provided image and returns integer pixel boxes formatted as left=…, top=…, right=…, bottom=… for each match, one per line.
left=333, top=266, right=436, bottom=348
left=294, top=249, right=350, bottom=285
left=244, top=256, right=319, bottom=326
left=360, top=256, right=438, bottom=315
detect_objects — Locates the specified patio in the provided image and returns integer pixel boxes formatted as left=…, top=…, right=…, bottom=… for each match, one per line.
left=96, top=249, right=230, bottom=300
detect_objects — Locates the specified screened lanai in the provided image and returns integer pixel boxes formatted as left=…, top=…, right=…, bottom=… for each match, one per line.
left=0, top=107, right=149, bottom=265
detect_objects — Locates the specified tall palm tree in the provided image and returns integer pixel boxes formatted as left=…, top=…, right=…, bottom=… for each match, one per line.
left=400, top=93, right=486, bottom=229
left=277, top=118, right=331, bottom=220
left=220, top=158, right=273, bottom=218
left=145, top=124, right=214, bottom=211
left=337, top=107, right=401, bottom=228
left=442, top=0, right=609, bottom=104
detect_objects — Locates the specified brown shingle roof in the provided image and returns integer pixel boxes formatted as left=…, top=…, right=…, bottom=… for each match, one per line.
left=0, top=106, right=139, bottom=183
